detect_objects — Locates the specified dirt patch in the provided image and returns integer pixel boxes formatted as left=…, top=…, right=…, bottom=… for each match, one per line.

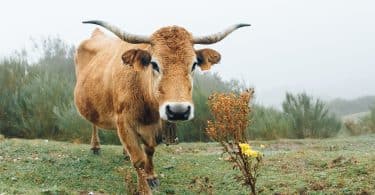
left=328, top=155, right=359, bottom=168
left=310, top=181, right=326, bottom=191
left=166, top=144, right=223, bottom=155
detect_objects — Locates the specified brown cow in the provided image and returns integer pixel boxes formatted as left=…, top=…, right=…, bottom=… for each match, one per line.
left=74, top=20, right=249, bottom=194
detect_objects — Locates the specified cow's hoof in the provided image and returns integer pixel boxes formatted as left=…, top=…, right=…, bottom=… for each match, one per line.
left=123, top=150, right=130, bottom=161
left=147, top=177, right=160, bottom=189
left=91, top=147, right=100, bottom=155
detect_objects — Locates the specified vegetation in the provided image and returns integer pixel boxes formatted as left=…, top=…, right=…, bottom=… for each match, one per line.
left=368, top=106, right=375, bottom=129
left=344, top=106, right=375, bottom=135
left=248, top=93, right=341, bottom=140
left=0, top=135, right=374, bottom=194
left=248, top=106, right=294, bottom=140
left=206, top=89, right=263, bottom=194
left=0, top=38, right=119, bottom=144
left=282, top=92, right=341, bottom=138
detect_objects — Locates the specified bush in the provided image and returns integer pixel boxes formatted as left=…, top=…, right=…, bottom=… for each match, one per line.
left=248, top=105, right=294, bottom=140
left=53, top=102, right=91, bottom=142
left=282, top=92, right=341, bottom=138
left=368, top=106, right=375, bottom=130
left=0, top=57, right=29, bottom=136
left=206, top=89, right=263, bottom=194
left=0, top=37, right=80, bottom=140
left=344, top=106, right=375, bottom=135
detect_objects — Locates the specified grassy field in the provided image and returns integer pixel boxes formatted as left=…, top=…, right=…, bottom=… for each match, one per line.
left=0, top=135, right=374, bottom=194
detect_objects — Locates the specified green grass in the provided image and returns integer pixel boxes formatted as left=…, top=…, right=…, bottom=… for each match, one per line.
left=0, top=135, right=374, bottom=194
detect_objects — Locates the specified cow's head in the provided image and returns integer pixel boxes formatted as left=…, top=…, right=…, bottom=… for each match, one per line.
left=83, top=21, right=250, bottom=122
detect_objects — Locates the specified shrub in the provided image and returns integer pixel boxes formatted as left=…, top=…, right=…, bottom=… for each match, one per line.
left=0, top=38, right=74, bottom=138
left=368, top=106, right=375, bottom=131
left=206, top=89, right=263, bottom=194
left=53, top=102, right=91, bottom=142
left=282, top=92, right=341, bottom=138
left=344, top=106, right=375, bottom=135
left=248, top=105, right=294, bottom=139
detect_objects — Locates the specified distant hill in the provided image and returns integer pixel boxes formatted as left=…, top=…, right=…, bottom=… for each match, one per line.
left=328, top=96, right=375, bottom=117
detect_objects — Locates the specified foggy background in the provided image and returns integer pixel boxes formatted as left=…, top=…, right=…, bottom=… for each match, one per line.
left=1, top=0, right=374, bottom=107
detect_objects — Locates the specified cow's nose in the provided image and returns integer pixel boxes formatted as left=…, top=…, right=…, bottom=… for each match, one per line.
left=160, top=102, right=194, bottom=121
left=166, top=104, right=191, bottom=120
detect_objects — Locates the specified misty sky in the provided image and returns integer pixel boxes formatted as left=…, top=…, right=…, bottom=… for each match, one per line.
left=1, top=0, right=374, bottom=107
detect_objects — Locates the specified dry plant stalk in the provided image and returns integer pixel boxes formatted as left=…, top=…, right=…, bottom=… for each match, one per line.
left=206, top=89, right=262, bottom=195
left=122, top=167, right=138, bottom=195
left=188, top=176, right=214, bottom=194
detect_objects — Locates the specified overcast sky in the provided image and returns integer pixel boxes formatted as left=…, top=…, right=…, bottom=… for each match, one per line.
left=1, top=0, right=374, bottom=107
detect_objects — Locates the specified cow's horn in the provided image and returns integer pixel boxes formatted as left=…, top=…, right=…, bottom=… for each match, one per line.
left=83, top=20, right=150, bottom=44
left=193, top=24, right=250, bottom=44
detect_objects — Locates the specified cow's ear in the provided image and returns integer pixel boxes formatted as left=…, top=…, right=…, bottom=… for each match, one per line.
left=195, top=48, right=221, bottom=71
left=122, top=49, right=151, bottom=71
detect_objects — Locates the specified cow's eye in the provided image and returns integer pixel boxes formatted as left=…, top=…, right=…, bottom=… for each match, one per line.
left=151, top=61, right=160, bottom=73
left=191, top=62, right=197, bottom=72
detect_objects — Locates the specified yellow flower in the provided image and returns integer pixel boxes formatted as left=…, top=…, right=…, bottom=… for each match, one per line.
left=239, top=143, right=261, bottom=158
left=239, top=143, right=251, bottom=151
left=248, top=150, right=261, bottom=158
left=260, top=144, right=265, bottom=149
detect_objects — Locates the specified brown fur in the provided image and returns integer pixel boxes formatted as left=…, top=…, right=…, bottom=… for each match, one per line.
left=74, top=26, right=220, bottom=194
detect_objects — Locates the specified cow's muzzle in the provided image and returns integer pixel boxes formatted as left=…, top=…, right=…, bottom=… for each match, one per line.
left=159, top=102, right=194, bottom=122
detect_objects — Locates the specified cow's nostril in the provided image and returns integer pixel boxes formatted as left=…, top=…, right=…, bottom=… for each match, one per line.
left=165, top=105, right=174, bottom=118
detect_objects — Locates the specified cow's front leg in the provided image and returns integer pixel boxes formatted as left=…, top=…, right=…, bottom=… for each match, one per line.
left=139, top=124, right=161, bottom=188
left=116, top=118, right=151, bottom=194
left=123, top=148, right=130, bottom=161
left=144, top=145, right=159, bottom=188
left=90, top=125, right=101, bottom=155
